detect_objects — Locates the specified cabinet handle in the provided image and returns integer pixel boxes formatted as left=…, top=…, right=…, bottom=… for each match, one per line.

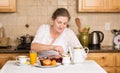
left=102, top=57, right=105, bottom=59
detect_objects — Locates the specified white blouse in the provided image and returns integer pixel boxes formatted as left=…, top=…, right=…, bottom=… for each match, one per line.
left=32, top=24, right=83, bottom=57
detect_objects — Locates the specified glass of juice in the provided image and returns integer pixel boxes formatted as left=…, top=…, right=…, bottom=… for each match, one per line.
left=29, top=50, right=37, bottom=65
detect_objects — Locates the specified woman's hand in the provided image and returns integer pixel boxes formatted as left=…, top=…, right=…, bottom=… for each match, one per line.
left=51, top=45, right=64, bottom=55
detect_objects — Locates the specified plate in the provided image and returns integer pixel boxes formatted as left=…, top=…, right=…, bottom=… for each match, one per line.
left=15, top=62, right=30, bottom=66
left=34, top=63, right=61, bottom=68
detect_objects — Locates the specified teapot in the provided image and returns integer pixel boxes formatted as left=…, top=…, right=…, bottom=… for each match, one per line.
left=72, top=47, right=89, bottom=64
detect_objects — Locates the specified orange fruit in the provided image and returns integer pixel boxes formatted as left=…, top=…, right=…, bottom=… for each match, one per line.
left=51, top=60, right=56, bottom=66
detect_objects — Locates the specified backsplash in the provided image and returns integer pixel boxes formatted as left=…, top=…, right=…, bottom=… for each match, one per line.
left=0, top=0, right=120, bottom=46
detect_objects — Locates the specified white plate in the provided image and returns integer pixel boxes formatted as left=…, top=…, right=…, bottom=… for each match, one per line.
left=15, top=62, right=30, bottom=66
left=34, top=63, right=61, bottom=68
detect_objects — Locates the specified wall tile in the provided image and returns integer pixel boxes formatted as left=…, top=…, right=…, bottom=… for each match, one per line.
left=0, top=0, right=120, bottom=46
left=58, top=0, right=68, bottom=5
left=47, top=0, right=58, bottom=6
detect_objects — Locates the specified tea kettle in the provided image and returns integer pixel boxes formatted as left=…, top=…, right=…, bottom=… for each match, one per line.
left=89, top=31, right=104, bottom=49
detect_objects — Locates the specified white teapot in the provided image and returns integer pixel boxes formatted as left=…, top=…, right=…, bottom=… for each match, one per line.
left=72, top=47, right=89, bottom=64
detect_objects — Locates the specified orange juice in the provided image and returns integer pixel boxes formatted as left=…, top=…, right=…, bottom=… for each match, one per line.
left=30, top=50, right=37, bottom=65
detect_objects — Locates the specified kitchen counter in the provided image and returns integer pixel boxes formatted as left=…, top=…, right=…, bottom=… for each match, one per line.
left=89, top=46, right=120, bottom=53
left=0, top=46, right=120, bottom=54
left=0, top=46, right=29, bottom=53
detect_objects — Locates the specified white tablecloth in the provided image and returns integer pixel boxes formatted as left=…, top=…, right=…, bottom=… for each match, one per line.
left=0, top=60, right=107, bottom=73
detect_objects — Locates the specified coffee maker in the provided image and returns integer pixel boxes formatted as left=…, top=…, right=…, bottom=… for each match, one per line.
left=17, top=34, right=34, bottom=50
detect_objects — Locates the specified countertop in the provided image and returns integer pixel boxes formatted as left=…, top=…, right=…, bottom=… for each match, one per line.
left=0, top=46, right=120, bottom=54
left=89, top=46, right=120, bottom=53
left=0, top=46, right=29, bottom=53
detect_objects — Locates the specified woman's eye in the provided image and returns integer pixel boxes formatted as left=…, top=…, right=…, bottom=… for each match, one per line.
left=57, top=21, right=68, bottom=26
left=64, top=23, right=67, bottom=25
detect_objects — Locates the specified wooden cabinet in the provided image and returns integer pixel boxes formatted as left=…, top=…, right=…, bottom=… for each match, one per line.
left=116, top=67, right=120, bottom=73
left=108, top=0, right=120, bottom=10
left=116, top=53, right=120, bottom=73
left=103, top=67, right=116, bottom=73
left=78, top=0, right=120, bottom=12
left=0, top=0, right=16, bottom=12
left=87, top=53, right=120, bottom=73
left=87, top=53, right=115, bottom=66
left=116, top=53, right=120, bottom=66
left=78, top=0, right=106, bottom=12
left=0, top=53, right=28, bottom=68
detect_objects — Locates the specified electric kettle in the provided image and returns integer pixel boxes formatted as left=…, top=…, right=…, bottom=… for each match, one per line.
left=89, top=31, right=104, bottom=49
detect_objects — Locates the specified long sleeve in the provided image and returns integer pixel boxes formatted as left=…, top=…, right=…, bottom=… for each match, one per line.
left=66, top=29, right=83, bottom=48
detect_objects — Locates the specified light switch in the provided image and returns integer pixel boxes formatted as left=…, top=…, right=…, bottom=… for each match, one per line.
left=105, top=22, right=110, bottom=30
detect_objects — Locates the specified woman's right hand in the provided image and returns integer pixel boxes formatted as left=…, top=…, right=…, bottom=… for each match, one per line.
left=51, top=45, right=64, bottom=55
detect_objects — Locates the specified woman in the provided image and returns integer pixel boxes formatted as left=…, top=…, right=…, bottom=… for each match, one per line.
left=31, top=8, right=83, bottom=58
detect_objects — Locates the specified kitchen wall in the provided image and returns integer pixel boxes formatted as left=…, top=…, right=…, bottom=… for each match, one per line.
left=0, top=0, right=120, bottom=47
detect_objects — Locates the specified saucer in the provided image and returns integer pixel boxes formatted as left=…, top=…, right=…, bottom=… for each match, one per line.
left=15, top=62, right=29, bottom=66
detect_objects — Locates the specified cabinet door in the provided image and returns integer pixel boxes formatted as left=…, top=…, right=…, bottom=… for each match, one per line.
left=78, top=0, right=120, bottom=12
left=0, top=53, right=28, bottom=68
left=78, top=0, right=106, bottom=12
left=87, top=53, right=115, bottom=67
left=103, top=67, right=116, bottom=73
left=0, top=0, right=16, bottom=12
left=0, top=54, right=13, bottom=68
left=107, top=0, right=120, bottom=12
left=116, top=67, right=120, bottom=73
left=116, top=53, right=120, bottom=66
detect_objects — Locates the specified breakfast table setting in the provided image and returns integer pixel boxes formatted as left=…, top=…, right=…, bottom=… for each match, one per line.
left=0, top=60, right=107, bottom=73
left=0, top=48, right=107, bottom=73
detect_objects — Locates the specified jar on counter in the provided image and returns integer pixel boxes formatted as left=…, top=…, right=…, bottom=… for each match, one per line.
left=78, top=32, right=89, bottom=48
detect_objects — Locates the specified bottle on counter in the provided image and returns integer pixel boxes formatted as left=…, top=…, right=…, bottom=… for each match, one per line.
left=0, top=23, right=4, bottom=38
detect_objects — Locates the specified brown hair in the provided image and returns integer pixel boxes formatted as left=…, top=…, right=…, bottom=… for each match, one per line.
left=52, top=8, right=71, bottom=21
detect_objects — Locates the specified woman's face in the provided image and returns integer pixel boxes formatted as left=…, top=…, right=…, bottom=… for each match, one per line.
left=52, top=16, right=69, bottom=33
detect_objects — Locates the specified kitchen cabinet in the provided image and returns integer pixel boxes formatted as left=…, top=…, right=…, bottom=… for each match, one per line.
left=116, top=53, right=120, bottom=66
left=87, top=53, right=120, bottom=73
left=116, top=68, right=120, bottom=73
left=103, top=67, right=115, bottom=73
left=0, top=53, right=28, bottom=68
left=0, top=0, right=16, bottom=12
left=78, top=0, right=120, bottom=12
left=108, top=0, right=120, bottom=10
left=116, top=54, right=120, bottom=73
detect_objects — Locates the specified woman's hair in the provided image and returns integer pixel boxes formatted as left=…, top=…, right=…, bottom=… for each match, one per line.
left=52, top=8, right=71, bottom=21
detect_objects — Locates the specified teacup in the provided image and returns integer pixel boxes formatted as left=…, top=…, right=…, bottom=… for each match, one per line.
left=16, top=55, right=28, bottom=65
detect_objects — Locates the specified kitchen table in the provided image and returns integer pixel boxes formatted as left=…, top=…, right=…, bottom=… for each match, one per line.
left=0, top=60, right=107, bottom=73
